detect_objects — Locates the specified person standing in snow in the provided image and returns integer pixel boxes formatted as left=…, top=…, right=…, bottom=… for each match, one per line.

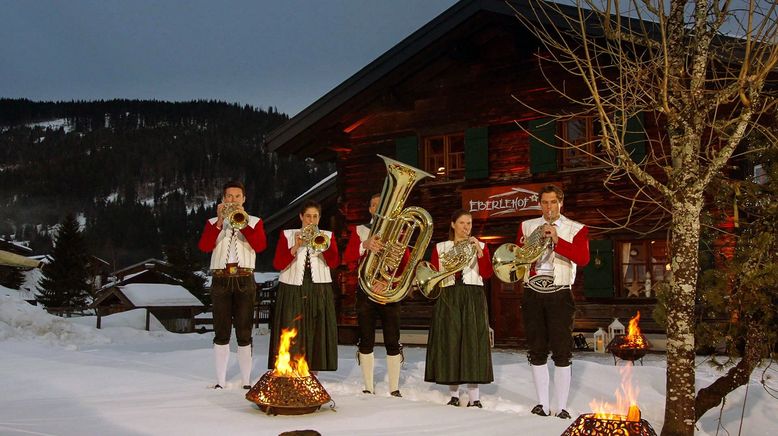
left=424, top=209, right=494, bottom=408
left=268, top=199, right=339, bottom=372
left=516, top=185, right=589, bottom=419
left=198, top=180, right=267, bottom=389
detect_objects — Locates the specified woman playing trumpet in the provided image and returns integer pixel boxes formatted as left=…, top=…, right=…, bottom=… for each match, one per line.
left=269, top=199, right=340, bottom=372
left=424, top=209, right=494, bottom=408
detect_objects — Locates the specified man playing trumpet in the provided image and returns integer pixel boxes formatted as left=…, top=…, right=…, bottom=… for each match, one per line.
left=198, top=180, right=267, bottom=389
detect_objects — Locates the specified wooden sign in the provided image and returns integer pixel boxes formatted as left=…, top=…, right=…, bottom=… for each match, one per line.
left=462, top=183, right=556, bottom=219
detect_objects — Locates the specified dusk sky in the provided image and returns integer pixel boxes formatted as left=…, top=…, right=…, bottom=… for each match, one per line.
left=1, top=0, right=457, bottom=116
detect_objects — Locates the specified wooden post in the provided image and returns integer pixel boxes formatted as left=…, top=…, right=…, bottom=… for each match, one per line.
left=96, top=313, right=101, bottom=329
left=145, top=308, right=151, bottom=331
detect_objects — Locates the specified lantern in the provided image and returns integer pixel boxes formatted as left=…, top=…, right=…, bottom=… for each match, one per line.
left=593, top=327, right=607, bottom=353
left=608, top=317, right=625, bottom=342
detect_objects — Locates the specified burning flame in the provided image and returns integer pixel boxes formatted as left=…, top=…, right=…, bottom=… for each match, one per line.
left=273, top=328, right=310, bottom=377
left=613, top=311, right=647, bottom=350
left=589, top=363, right=641, bottom=422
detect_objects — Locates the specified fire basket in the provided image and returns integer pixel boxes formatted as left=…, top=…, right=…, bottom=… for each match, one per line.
left=561, top=412, right=658, bottom=436
left=245, top=370, right=331, bottom=415
left=607, top=334, right=649, bottom=364
left=246, top=327, right=332, bottom=415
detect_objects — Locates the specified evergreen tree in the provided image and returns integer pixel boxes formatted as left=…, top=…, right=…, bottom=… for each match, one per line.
left=37, top=214, right=92, bottom=310
left=0, top=266, right=25, bottom=289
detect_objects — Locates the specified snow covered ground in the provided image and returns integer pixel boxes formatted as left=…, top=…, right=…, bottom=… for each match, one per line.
left=1, top=295, right=775, bottom=436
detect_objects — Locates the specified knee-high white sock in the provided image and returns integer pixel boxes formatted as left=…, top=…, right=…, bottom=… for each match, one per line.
left=531, top=363, right=550, bottom=414
left=554, top=365, right=572, bottom=412
left=214, top=344, right=230, bottom=387
left=359, top=352, right=375, bottom=393
left=467, top=384, right=480, bottom=402
left=237, top=345, right=253, bottom=387
left=449, top=384, right=460, bottom=398
left=386, top=354, right=402, bottom=393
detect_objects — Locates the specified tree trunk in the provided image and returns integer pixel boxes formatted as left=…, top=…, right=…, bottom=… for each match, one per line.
left=695, top=321, right=765, bottom=420
left=662, top=195, right=703, bottom=436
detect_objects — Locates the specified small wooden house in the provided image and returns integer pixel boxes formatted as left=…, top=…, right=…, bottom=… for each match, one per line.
left=92, top=283, right=204, bottom=333
left=265, top=0, right=669, bottom=346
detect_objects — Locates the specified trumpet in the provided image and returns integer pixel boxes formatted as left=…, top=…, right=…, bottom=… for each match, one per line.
left=300, top=224, right=330, bottom=253
left=222, top=203, right=248, bottom=230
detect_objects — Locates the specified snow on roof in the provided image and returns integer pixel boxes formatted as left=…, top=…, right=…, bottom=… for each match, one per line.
left=119, top=284, right=203, bottom=307
left=289, top=171, right=337, bottom=205
left=253, top=272, right=279, bottom=284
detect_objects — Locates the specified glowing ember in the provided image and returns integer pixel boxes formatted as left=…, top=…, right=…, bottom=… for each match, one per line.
left=274, top=328, right=310, bottom=377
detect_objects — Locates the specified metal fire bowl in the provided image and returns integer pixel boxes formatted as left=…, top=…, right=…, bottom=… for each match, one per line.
left=607, top=334, right=649, bottom=362
left=246, top=370, right=332, bottom=416
left=561, top=413, right=658, bottom=436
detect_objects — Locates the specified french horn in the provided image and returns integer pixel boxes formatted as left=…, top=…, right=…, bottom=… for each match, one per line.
left=300, top=224, right=330, bottom=253
left=492, top=224, right=551, bottom=283
left=414, top=239, right=477, bottom=299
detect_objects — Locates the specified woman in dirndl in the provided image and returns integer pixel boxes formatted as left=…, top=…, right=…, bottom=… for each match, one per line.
left=425, top=209, right=494, bottom=408
left=269, top=199, right=339, bottom=372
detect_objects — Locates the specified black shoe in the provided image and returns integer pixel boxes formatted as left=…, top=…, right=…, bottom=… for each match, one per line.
left=531, top=404, right=548, bottom=416
left=467, top=400, right=483, bottom=408
left=243, top=385, right=252, bottom=390
left=556, top=409, right=571, bottom=419
left=214, top=384, right=224, bottom=390
left=446, top=397, right=460, bottom=406
left=362, top=389, right=373, bottom=394
left=390, top=390, right=402, bottom=398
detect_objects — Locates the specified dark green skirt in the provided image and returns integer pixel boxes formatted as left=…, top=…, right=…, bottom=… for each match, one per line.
left=424, top=283, right=493, bottom=385
left=268, top=274, right=338, bottom=371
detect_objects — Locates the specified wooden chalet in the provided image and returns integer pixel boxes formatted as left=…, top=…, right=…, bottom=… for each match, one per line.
left=265, top=0, right=668, bottom=347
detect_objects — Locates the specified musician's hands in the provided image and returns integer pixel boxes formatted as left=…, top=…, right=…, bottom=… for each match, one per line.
left=371, top=280, right=388, bottom=294
left=215, top=203, right=227, bottom=229
left=543, top=224, right=559, bottom=244
left=363, top=235, right=384, bottom=253
left=468, top=236, right=484, bottom=258
left=291, top=232, right=303, bottom=256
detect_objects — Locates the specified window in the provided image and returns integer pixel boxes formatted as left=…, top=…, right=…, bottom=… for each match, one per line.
left=617, top=239, right=669, bottom=298
left=559, top=116, right=605, bottom=169
left=423, top=133, right=464, bottom=182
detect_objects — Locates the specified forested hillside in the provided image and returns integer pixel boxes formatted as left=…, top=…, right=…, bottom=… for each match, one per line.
left=0, top=99, right=333, bottom=268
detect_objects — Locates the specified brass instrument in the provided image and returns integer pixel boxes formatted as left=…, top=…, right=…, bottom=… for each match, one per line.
left=358, top=154, right=434, bottom=304
left=222, top=203, right=248, bottom=230
left=492, top=223, right=552, bottom=283
left=301, top=224, right=330, bottom=253
left=415, top=239, right=477, bottom=299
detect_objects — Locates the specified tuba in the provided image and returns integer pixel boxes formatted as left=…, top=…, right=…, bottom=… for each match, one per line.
left=300, top=224, right=330, bottom=253
left=358, top=155, right=434, bottom=304
left=492, top=223, right=552, bottom=283
left=222, top=203, right=248, bottom=230
left=415, top=239, right=477, bottom=300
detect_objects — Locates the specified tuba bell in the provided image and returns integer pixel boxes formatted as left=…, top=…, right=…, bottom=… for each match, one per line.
left=414, top=239, right=477, bottom=300
left=222, top=203, right=248, bottom=230
left=300, top=224, right=330, bottom=253
left=492, top=223, right=552, bottom=283
left=358, top=154, right=434, bottom=304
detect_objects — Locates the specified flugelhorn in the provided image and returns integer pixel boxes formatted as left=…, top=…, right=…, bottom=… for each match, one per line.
left=301, top=224, right=330, bottom=253
left=415, top=239, right=476, bottom=299
left=492, top=224, right=551, bottom=283
left=358, top=155, right=434, bottom=304
left=222, top=203, right=248, bottom=230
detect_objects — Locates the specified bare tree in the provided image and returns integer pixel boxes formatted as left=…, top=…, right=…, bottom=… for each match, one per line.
left=510, top=1, right=778, bottom=434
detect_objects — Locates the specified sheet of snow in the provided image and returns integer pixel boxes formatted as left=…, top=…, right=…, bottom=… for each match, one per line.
left=119, top=283, right=203, bottom=307
left=0, top=296, right=775, bottom=436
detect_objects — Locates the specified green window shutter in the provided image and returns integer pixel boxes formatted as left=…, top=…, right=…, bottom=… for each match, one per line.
left=583, top=239, right=614, bottom=297
left=624, top=113, right=647, bottom=163
left=395, top=136, right=418, bottom=168
left=465, top=126, right=489, bottom=179
left=529, top=118, right=557, bottom=173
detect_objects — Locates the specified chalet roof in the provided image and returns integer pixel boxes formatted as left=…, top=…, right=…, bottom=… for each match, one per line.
left=116, top=284, right=203, bottom=308
left=264, top=0, right=598, bottom=160
left=262, top=171, right=338, bottom=237
left=111, top=258, right=171, bottom=278
left=0, top=238, right=34, bottom=255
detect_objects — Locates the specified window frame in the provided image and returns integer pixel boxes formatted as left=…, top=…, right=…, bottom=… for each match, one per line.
left=615, top=239, right=669, bottom=299
left=422, top=132, right=465, bottom=182
left=558, top=115, right=606, bottom=170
